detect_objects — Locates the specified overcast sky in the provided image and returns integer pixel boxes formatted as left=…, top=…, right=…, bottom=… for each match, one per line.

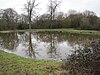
left=0, top=0, right=100, bottom=16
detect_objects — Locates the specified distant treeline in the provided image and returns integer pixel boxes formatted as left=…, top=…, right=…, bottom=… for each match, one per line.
left=0, top=8, right=100, bottom=30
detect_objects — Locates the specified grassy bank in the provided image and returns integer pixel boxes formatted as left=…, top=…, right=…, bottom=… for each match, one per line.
left=0, top=29, right=100, bottom=36
left=0, top=50, right=62, bottom=75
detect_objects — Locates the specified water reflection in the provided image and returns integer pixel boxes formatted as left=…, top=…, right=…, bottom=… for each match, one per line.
left=28, top=32, right=36, bottom=58
left=0, top=32, right=18, bottom=50
left=0, top=31, right=100, bottom=61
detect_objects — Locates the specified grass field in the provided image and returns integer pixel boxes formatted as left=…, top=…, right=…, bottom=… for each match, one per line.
left=0, top=29, right=100, bottom=36
left=0, top=50, right=62, bottom=75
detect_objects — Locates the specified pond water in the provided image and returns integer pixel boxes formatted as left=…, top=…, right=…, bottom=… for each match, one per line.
left=0, top=31, right=100, bottom=61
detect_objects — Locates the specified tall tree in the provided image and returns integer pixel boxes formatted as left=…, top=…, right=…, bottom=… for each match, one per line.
left=24, top=0, right=38, bottom=58
left=48, top=0, right=60, bottom=20
left=48, top=0, right=60, bottom=28
left=24, top=0, right=39, bottom=29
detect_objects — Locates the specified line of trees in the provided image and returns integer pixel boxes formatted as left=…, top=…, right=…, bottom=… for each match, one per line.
left=0, top=0, right=100, bottom=31
left=34, top=10, right=100, bottom=30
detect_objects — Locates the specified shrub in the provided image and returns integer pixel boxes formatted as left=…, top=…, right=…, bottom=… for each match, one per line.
left=65, top=39, right=100, bottom=75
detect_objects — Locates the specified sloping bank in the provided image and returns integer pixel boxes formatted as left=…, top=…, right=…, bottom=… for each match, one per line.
left=0, top=50, right=63, bottom=75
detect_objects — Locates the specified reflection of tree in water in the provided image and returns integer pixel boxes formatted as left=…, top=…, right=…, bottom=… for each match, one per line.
left=33, top=32, right=100, bottom=59
left=0, top=32, right=18, bottom=50
left=18, top=32, right=29, bottom=43
left=35, top=32, right=61, bottom=59
left=63, top=33, right=100, bottom=47
left=48, top=33, right=57, bottom=58
left=34, top=31, right=100, bottom=46
left=0, top=32, right=36, bottom=58
left=18, top=32, right=36, bottom=58
left=0, top=31, right=99, bottom=60
left=34, top=32, right=63, bottom=43
left=28, top=32, right=36, bottom=58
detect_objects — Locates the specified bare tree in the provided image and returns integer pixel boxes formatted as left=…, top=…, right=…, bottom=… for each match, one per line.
left=24, top=0, right=39, bottom=29
left=48, top=0, right=61, bottom=20
left=24, top=0, right=39, bottom=58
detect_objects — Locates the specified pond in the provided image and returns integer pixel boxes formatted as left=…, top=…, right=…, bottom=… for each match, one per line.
left=0, top=31, right=100, bottom=61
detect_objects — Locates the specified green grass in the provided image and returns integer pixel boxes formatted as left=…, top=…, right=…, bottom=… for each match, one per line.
left=0, top=29, right=100, bottom=36
left=36, top=29, right=100, bottom=36
left=0, top=50, right=62, bottom=75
